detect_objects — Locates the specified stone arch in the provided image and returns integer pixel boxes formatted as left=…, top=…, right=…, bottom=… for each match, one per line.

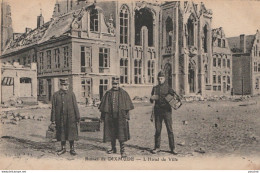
left=134, top=7, right=155, bottom=46
left=165, top=16, right=173, bottom=47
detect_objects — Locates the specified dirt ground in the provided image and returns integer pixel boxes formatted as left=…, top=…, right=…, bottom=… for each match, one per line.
left=0, top=96, right=260, bottom=168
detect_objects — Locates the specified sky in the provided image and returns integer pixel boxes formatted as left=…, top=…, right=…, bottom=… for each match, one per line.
left=3, top=0, right=260, bottom=37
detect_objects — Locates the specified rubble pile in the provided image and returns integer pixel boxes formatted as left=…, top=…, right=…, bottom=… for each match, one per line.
left=0, top=111, right=46, bottom=125
left=182, top=95, right=252, bottom=103
left=1, top=96, right=23, bottom=108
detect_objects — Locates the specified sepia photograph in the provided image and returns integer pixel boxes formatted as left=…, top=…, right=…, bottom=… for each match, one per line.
left=0, top=0, right=260, bottom=170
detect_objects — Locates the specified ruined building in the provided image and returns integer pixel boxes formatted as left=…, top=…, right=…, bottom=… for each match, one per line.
left=0, top=1, right=233, bottom=103
left=228, top=30, right=260, bottom=96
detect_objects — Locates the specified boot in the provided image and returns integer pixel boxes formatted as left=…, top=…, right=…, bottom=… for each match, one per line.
left=120, top=142, right=127, bottom=158
left=69, top=141, right=77, bottom=156
left=107, top=140, right=117, bottom=154
left=57, top=141, right=66, bottom=155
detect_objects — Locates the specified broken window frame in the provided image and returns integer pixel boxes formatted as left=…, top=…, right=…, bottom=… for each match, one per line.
left=20, top=77, right=32, bottom=83
left=120, top=6, right=129, bottom=44
left=120, top=58, right=128, bottom=84
left=166, top=17, right=173, bottom=47
left=47, top=50, right=52, bottom=69
left=90, top=8, right=99, bottom=32
left=99, top=48, right=110, bottom=68
left=81, top=78, right=92, bottom=98
left=64, top=46, right=69, bottom=68
left=134, top=59, right=142, bottom=84
left=147, top=60, right=155, bottom=84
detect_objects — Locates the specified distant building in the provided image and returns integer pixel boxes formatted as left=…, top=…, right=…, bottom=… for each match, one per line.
left=210, top=27, right=232, bottom=95
left=1, top=62, right=37, bottom=104
left=227, top=30, right=260, bottom=95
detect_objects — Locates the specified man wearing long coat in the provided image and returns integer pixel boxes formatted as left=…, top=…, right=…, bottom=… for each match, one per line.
left=99, top=77, right=134, bottom=157
left=51, top=78, right=80, bottom=156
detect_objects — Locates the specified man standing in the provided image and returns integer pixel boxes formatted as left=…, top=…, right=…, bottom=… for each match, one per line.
left=150, top=71, right=177, bottom=155
left=51, top=78, right=80, bottom=156
left=98, top=77, right=134, bottom=158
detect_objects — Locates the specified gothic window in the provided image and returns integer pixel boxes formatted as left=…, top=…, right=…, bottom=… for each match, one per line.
left=120, top=6, right=129, bottom=44
left=254, top=62, right=258, bottom=72
left=213, top=57, right=217, bottom=67
left=227, top=59, right=230, bottom=68
left=135, top=8, right=154, bottom=46
left=218, top=39, right=221, bottom=47
left=166, top=17, right=173, bottom=47
left=205, top=64, right=208, bottom=84
left=46, top=50, right=51, bottom=69
left=54, top=48, right=60, bottom=68
left=147, top=60, right=155, bottom=84
left=218, top=75, right=221, bottom=84
left=223, top=58, right=226, bottom=67
left=120, top=58, right=128, bottom=84
left=187, top=18, right=194, bottom=47
left=203, top=25, right=208, bottom=53
left=90, top=9, right=99, bottom=32
left=258, top=63, right=260, bottom=72
left=134, top=59, right=142, bottom=84
left=99, top=48, right=109, bottom=68
left=218, top=57, right=221, bottom=67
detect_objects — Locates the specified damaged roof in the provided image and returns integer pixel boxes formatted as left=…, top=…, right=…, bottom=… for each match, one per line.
left=2, top=6, right=90, bottom=55
left=227, top=35, right=255, bottom=54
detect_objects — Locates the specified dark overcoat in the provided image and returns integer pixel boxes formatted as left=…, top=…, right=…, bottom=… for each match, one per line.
left=98, top=88, right=134, bottom=142
left=51, top=90, right=80, bottom=141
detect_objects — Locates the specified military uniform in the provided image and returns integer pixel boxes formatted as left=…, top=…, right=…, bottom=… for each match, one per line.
left=99, top=77, right=134, bottom=157
left=150, top=71, right=177, bottom=154
left=51, top=78, right=80, bottom=155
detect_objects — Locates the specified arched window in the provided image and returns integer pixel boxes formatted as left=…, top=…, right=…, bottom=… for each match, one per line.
left=166, top=17, right=173, bottom=47
left=187, top=17, right=194, bottom=46
left=90, top=8, right=99, bottom=32
left=120, top=6, right=129, bottom=44
left=135, top=8, right=154, bottom=46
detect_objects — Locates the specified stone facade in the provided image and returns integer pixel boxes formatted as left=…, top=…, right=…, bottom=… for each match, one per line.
left=161, top=1, right=217, bottom=96
left=1, top=62, right=37, bottom=104
left=211, top=27, right=232, bottom=95
left=227, top=30, right=260, bottom=95
left=1, top=0, right=236, bottom=103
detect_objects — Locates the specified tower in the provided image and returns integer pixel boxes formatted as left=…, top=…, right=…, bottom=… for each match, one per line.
left=1, top=0, right=13, bottom=55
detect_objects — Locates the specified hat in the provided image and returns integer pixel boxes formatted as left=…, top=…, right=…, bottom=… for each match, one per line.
left=158, top=71, right=165, bottom=77
left=60, top=78, right=69, bottom=85
left=112, top=77, right=120, bottom=84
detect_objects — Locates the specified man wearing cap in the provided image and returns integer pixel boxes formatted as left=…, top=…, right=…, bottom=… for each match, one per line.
left=51, top=78, right=80, bottom=156
left=150, top=71, right=178, bottom=155
left=98, top=77, right=134, bottom=158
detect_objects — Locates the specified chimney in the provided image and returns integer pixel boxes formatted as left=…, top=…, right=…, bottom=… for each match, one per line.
left=240, top=34, right=246, bottom=53
left=37, top=10, right=44, bottom=28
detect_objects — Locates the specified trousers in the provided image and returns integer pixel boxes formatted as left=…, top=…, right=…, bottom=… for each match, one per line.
left=154, top=108, right=175, bottom=151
